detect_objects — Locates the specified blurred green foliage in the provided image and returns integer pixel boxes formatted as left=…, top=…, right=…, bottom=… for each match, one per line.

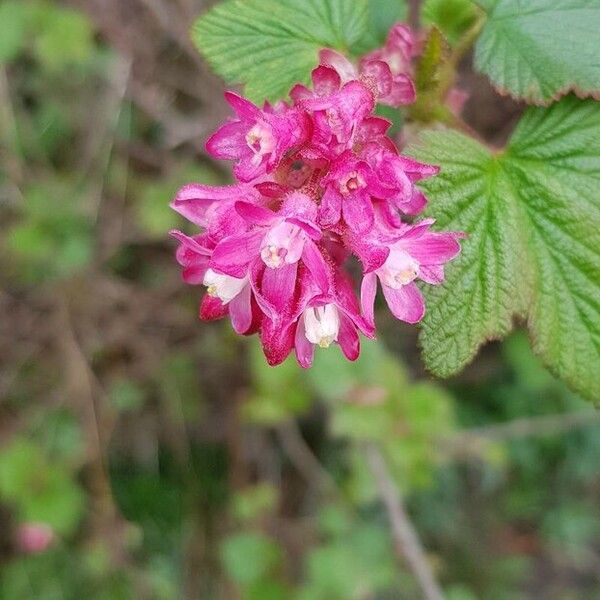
left=0, top=2, right=599, bottom=599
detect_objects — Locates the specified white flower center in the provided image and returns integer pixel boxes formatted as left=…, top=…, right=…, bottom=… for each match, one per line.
left=246, top=123, right=275, bottom=165
left=203, top=269, right=247, bottom=303
left=304, top=304, right=340, bottom=348
left=339, top=170, right=366, bottom=196
left=260, top=222, right=304, bottom=269
left=260, top=245, right=288, bottom=268
left=377, top=249, right=420, bottom=289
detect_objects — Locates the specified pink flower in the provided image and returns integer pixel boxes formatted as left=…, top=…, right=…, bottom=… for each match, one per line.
left=294, top=270, right=374, bottom=368
left=206, top=92, right=310, bottom=182
left=319, top=151, right=393, bottom=232
left=16, top=523, right=54, bottom=554
left=362, top=143, right=439, bottom=216
left=297, top=80, right=375, bottom=154
left=170, top=22, right=462, bottom=367
left=319, top=41, right=415, bottom=108
left=360, top=219, right=462, bottom=325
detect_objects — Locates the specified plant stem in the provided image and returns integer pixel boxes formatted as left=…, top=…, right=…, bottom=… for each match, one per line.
left=366, top=444, right=445, bottom=600
left=438, top=12, right=486, bottom=99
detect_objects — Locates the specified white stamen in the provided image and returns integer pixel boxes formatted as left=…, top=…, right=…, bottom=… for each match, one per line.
left=304, top=304, right=340, bottom=349
left=203, top=269, right=247, bottom=303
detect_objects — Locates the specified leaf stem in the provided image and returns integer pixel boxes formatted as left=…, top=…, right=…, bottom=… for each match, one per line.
left=438, top=11, right=486, bottom=99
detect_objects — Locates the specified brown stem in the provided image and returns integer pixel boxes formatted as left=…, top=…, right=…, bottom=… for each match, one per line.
left=366, top=444, right=444, bottom=600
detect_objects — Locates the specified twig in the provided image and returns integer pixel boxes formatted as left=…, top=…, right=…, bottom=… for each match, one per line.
left=275, top=420, right=338, bottom=496
left=366, top=444, right=444, bottom=600
left=442, top=410, right=600, bottom=460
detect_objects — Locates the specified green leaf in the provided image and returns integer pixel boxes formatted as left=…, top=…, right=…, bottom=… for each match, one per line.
left=221, top=532, right=280, bottom=585
left=34, top=6, right=95, bottom=70
left=354, top=0, right=408, bottom=54
left=409, top=96, right=600, bottom=402
left=0, top=439, right=85, bottom=536
left=422, top=0, right=478, bottom=46
left=192, top=0, right=369, bottom=103
left=474, top=0, right=600, bottom=104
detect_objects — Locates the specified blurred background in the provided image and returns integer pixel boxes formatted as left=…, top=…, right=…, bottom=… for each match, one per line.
left=1, top=1, right=599, bottom=598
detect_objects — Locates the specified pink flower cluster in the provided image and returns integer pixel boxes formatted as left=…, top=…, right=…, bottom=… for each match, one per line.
left=171, top=25, right=461, bottom=367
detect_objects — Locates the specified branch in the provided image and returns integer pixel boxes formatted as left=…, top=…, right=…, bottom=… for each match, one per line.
left=442, top=410, right=600, bottom=459
left=366, top=444, right=444, bottom=600
left=275, top=420, right=338, bottom=496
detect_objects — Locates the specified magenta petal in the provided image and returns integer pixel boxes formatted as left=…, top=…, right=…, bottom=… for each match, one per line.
left=403, top=232, right=461, bottom=264
left=249, top=260, right=276, bottom=319
left=342, top=191, right=374, bottom=233
left=350, top=236, right=390, bottom=273
left=224, top=91, right=261, bottom=120
left=211, top=230, right=264, bottom=278
left=205, top=121, right=248, bottom=160
left=182, top=264, right=208, bottom=284
left=319, top=186, right=342, bottom=228
left=254, top=181, right=287, bottom=198
left=229, top=283, right=252, bottom=333
left=294, top=316, right=315, bottom=368
left=302, top=240, right=330, bottom=293
left=418, top=264, right=445, bottom=285
left=382, top=74, right=416, bottom=107
left=403, top=188, right=428, bottom=215
left=337, top=314, right=360, bottom=361
left=396, top=156, right=440, bottom=181
left=199, top=294, right=228, bottom=321
left=261, top=262, right=298, bottom=314
left=360, top=59, right=393, bottom=98
left=311, top=65, right=341, bottom=96
left=234, top=201, right=275, bottom=225
left=381, top=282, right=425, bottom=323
left=261, top=318, right=295, bottom=366
left=170, top=230, right=211, bottom=257
left=360, top=272, right=377, bottom=328
left=234, top=158, right=267, bottom=183
left=290, top=84, right=313, bottom=103
left=319, top=48, right=357, bottom=81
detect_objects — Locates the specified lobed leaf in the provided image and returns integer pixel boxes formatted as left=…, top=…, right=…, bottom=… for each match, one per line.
left=474, top=0, right=600, bottom=104
left=409, top=96, right=600, bottom=402
left=192, top=0, right=370, bottom=103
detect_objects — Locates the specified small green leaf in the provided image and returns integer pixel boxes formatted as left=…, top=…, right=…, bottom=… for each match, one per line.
left=193, top=0, right=369, bottom=103
left=221, top=532, right=280, bottom=585
left=409, top=96, right=600, bottom=402
left=474, top=0, right=600, bottom=104
left=422, top=0, right=478, bottom=46
left=34, top=6, right=95, bottom=70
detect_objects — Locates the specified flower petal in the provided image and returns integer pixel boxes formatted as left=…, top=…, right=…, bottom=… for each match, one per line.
left=319, top=186, right=342, bottom=228
left=337, top=314, right=360, bottom=361
left=301, top=239, right=330, bottom=293
left=206, top=121, right=248, bottom=160
left=235, top=201, right=275, bottom=225
left=224, top=91, right=261, bottom=120
left=381, top=281, right=425, bottom=323
left=211, top=230, right=264, bottom=278
left=261, top=318, right=295, bottom=366
left=294, top=315, right=315, bottom=368
left=342, top=191, right=375, bottom=233
left=261, top=261, right=298, bottom=315
left=360, top=272, right=377, bottom=328
left=199, top=293, right=228, bottom=321
left=229, top=283, right=253, bottom=333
